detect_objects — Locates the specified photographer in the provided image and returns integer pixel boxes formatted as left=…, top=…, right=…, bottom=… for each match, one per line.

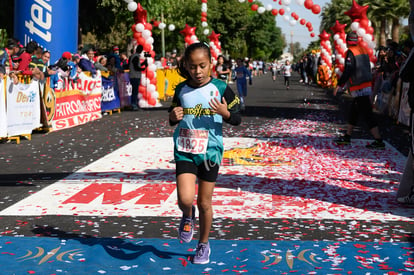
left=128, top=44, right=148, bottom=111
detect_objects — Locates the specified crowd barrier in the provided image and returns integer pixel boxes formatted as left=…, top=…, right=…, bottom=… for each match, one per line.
left=0, top=69, right=184, bottom=144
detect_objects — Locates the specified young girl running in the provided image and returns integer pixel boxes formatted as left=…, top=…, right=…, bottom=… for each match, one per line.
left=233, top=58, right=252, bottom=111
left=168, top=42, right=241, bottom=264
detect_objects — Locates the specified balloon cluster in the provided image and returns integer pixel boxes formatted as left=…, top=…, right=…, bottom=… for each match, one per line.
left=319, top=30, right=333, bottom=77
left=201, top=0, right=210, bottom=35
left=330, top=20, right=348, bottom=76
left=126, top=1, right=159, bottom=107
left=180, top=24, right=199, bottom=46
left=345, top=0, right=377, bottom=66
left=208, top=31, right=222, bottom=65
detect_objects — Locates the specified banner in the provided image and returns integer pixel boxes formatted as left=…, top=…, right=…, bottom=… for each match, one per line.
left=116, top=72, right=132, bottom=108
left=6, top=79, right=41, bottom=137
left=14, top=0, right=79, bottom=63
left=51, top=72, right=102, bottom=131
left=398, top=82, right=412, bottom=126
left=0, top=78, right=7, bottom=137
left=101, top=76, right=120, bottom=112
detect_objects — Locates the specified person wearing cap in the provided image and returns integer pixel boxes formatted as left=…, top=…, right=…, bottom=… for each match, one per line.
left=333, top=31, right=385, bottom=149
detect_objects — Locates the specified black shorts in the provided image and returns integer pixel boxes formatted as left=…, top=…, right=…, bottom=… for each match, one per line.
left=176, top=160, right=220, bottom=182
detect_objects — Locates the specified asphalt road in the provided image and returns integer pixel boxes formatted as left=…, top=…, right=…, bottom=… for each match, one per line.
left=0, top=72, right=413, bottom=274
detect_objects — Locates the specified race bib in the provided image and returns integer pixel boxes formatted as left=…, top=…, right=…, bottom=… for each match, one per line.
left=177, top=128, right=209, bottom=154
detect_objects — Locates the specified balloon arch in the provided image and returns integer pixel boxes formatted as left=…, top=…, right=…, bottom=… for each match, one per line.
left=123, top=0, right=377, bottom=105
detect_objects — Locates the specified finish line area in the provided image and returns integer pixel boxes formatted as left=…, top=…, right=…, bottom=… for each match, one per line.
left=0, top=136, right=413, bottom=273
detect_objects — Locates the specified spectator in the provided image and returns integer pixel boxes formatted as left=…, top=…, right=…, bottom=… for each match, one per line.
left=18, top=40, right=38, bottom=75
left=0, top=38, right=21, bottom=76
left=94, top=56, right=108, bottom=72
left=78, top=49, right=97, bottom=77
left=128, top=45, right=148, bottom=111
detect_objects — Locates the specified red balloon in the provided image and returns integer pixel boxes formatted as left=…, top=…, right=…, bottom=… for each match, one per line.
left=251, top=4, right=258, bottom=11
left=279, top=8, right=285, bottom=15
left=312, top=4, right=321, bottom=14
left=150, top=77, right=157, bottom=85
left=248, top=0, right=253, bottom=2
left=131, top=24, right=136, bottom=32
left=201, top=16, right=207, bottom=22
left=145, top=23, right=152, bottom=30
left=304, top=0, right=313, bottom=9
left=300, top=19, right=306, bottom=25
left=139, top=85, right=146, bottom=94
left=146, top=70, right=154, bottom=79
left=308, top=26, right=313, bottom=32
left=306, top=22, right=312, bottom=28
left=143, top=43, right=151, bottom=52
left=202, top=0, right=207, bottom=2
left=137, top=36, right=146, bottom=46
left=148, top=97, right=156, bottom=106
left=310, top=32, right=315, bottom=37
left=271, top=9, right=278, bottom=16
left=201, top=12, right=207, bottom=17
left=133, top=32, right=141, bottom=39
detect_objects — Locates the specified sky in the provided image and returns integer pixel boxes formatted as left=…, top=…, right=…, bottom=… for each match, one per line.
left=259, top=0, right=331, bottom=51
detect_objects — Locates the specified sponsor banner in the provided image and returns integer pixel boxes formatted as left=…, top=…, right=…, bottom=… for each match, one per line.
left=0, top=137, right=410, bottom=221
left=101, top=76, right=120, bottom=112
left=14, top=0, right=79, bottom=64
left=398, top=82, right=412, bottom=126
left=51, top=72, right=102, bottom=131
left=0, top=78, right=7, bottom=137
left=116, top=72, right=131, bottom=108
left=6, top=79, right=41, bottom=136
left=0, top=237, right=413, bottom=273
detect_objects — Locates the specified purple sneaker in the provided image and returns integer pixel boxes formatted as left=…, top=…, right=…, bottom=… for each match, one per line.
left=178, top=205, right=195, bottom=243
left=193, top=242, right=211, bottom=264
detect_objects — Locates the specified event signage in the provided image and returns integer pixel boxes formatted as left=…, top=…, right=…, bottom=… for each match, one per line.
left=14, top=0, right=79, bottom=63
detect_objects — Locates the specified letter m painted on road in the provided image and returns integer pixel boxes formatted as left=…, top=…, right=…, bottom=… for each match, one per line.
left=62, top=183, right=176, bottom=205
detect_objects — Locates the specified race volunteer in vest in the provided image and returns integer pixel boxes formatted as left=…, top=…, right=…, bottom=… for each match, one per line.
left=333, top=31, right=385, bottom=149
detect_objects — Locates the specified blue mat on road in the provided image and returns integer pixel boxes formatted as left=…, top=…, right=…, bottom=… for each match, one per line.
left=1, top=237, right=413, bottom=274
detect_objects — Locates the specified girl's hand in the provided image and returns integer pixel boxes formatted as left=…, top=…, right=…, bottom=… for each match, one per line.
left=209, top=97, right=230, bottom=120
left=169, top=106, right=184, bottom=123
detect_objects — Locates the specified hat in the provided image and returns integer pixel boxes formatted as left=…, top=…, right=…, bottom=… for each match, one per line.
left=346, top=31, right=359, bottom=45
left=113, top=46, right=119, bottom=51
left=72, top=53, right=81, bottom=60
left=62, top=51, right=72, bottom=59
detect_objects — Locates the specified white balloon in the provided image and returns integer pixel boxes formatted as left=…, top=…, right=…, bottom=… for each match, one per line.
left=191, top=35, right=198, bottom=42
left=147, top=84, right=156, bottom=93
left=333, top=34, right=340, bottom=41
left=238, top=0, right=245, bottom=2
left=289, top=20, right=297, bottom=26
left=127, top=2, right=137, bottom=12
left=149, top=64, right=157, bottom=71
left=209, top=42, right=215, bottom=47
left=339, top=57, right=345, bottom=64
left=139, top=99, right=149, bottom=108
left=138, top=93, right=143, bottom=100
left=296, top=0, right=305, bottom=5
left=201, top=3, right=207, bottom=12
left=257, top=7, right=265, bottom=14
left=357, top=28, right=366, bottom=37
left=152, top=91, right=159, bottom=99
left=168, top=24, right=175, bottom=31
left=364, top=33, right=373, bottom=42
left=284, top=15, right=289, bottom=21
left=350, top=22, right=359, bottom=31
left=142, top=29, right=152, bottom=39
left=124, top=0, right=133, bottom=3
left=141, top=76, right=148, bottom=86
left=201, top=22, right=208, bottom=28
left=285, top=7, right=291, bottom=12
left=135, top=23, right=145, bottom=33
left=158, top=23, right=166, bottom=30
left=266, top=4, right=272, bottom=11
left=369, top=41, right=376, bottom=49
left=146, top=37, right=154, bottom=45
left=326, top=41, right=331, bottom=47
left=203, top=29, right=210, bottom=35
left=282, top=0, right=291, bottom=5
left=146, top=58, right=154, bottom=65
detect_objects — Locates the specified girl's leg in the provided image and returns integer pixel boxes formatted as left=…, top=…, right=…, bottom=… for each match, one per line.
left=197, top=179, right=215, bottom=243
left=176, top=173, right=197, bottom=217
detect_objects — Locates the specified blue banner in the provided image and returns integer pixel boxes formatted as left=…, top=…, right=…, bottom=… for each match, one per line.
left=14, top=0, right=79, bottom=64
left=101, top=76, right=121, bottom=112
